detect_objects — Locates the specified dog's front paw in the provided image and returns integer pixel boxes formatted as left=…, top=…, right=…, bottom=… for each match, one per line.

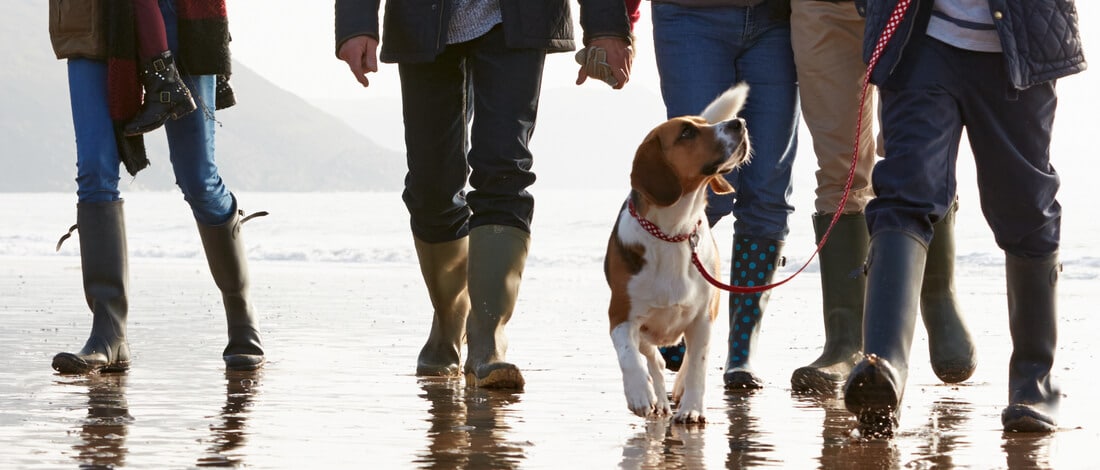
left=625, top=386, right=660, bottom=417
left=655, top=392, right=672, bottom=416
left=672, top=407, right=706, bottom=424
left=673, top=395, right=706, bottom=424
left=623, top=370, right=658, bottom=417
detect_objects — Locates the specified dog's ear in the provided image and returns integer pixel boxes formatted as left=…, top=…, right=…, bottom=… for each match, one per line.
left=708, top=175, right=735, bottom=195
left=631, top=135, right=682, bottom=207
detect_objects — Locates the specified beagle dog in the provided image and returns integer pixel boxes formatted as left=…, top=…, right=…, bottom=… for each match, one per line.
left=605, top=84, right=750, bottom=423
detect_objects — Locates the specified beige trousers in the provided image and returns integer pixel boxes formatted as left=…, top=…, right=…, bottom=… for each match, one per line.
left=791, top=0, right=878, bottom=214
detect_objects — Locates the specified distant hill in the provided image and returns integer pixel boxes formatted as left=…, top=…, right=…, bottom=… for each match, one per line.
left=0, top=0, right=403, bottom=192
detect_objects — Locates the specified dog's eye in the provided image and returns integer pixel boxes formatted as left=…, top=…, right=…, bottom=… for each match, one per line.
left=678, top=125, right=698, bottom=140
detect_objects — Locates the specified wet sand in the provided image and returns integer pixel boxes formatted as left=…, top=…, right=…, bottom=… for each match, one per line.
left=1, top=254, right=1097, bottom=469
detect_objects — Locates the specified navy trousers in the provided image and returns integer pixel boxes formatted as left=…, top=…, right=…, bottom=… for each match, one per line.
left=397, top=26, right=546, bottom=243
left=868, top=32, right=1061, bottom=258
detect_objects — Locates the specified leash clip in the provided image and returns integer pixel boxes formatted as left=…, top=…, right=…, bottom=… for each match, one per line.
left=688, top=231, right=700, bottom=252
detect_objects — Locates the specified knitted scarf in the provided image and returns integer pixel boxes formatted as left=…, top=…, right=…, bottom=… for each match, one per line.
left=105, top=0, right=232, bottom=176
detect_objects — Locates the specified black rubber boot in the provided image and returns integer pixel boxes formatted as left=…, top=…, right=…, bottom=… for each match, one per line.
left=724, top=236, right=784, bottom=390
left=1002, top=252, right=1061, bottom=433
left=464, top=225, right=529, bottom=390
left=197, top=200, right=265, bottom=371
left=921, top=201, right=977, bottom=383
left=791, top=213, right=867, bottom=394
left=53, top=201, right=132, bottom=375
left=414, top=237, right=470, bottom=377
left=843, top=230, right=925, bottom=438
left=123, top=50, right=197, bottom=136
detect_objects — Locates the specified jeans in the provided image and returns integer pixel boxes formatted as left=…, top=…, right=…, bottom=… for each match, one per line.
left=651, top=2, right=800, bottom=240
left=398, top=25, right=545, bottom=243
left=869, top=33, right=1060, bottom=257
left=68, top=0, right=233, bottom=225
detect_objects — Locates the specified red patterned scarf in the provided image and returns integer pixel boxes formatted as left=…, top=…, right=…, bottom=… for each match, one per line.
left=105, top=0, right=231, bottom=176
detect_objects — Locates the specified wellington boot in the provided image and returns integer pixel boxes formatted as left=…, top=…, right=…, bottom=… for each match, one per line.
left=414, top=237, right=470, bottom=377
left=123, top=50, right=197, bottom=136
left=53, top=200, right=132, bottom=375
left=791, top=213, right=867, bottom=394
left=724, top=236, right=784, bottom=390
left=843, top=230, right=925, bottom=438
left=921, top=201, right=977, bottom=383
left=1002, top=252, right=1061, bottom=433
left=197, top=200, right=265, bottom=371
left=464, top=225, right=529, bottom=390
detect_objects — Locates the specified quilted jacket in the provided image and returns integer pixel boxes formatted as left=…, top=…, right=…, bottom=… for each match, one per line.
left=860, top=0, right=1086, bottom=89
left=335, top=0, right=632, bottom=64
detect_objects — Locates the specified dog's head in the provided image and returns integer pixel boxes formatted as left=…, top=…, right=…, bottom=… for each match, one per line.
left=630, top=84, right=751, bottom=207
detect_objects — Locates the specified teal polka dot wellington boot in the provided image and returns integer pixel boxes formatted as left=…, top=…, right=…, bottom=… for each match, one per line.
left=724, top=236, right=784, bottom=390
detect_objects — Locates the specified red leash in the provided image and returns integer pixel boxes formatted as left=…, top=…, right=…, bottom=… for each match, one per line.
left=635, top=0, right=913, bottom=294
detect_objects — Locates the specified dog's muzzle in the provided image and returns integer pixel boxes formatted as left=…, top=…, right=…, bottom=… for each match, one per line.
left=705, top=118, right=749, bottom=174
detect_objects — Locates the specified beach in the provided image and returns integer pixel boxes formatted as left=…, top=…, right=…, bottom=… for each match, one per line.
left=1, top=191, right=1098, bottom=469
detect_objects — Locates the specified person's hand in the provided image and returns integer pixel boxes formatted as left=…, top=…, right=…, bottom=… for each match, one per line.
left=575, top=36, right=632, bottom=89
left=338, top=35, right=379, bottom=87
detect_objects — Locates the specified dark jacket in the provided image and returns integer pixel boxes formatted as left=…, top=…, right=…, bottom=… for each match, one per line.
left=861, top=0, right=1086, bottom=89
left=335, top=0, right=632, bottom=64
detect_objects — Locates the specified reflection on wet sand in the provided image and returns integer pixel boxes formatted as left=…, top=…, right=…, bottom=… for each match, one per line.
left=197, top=370, right=263, bottom=467
left=1003, top=432, right=1055, bottom=469
left=794, top=393, right=900, bottom=469
left=68, top=373, right=133, bottom=469
left=913, top=396, right=975, bottom=467
left=619, top=418, right=707, bottom=468
left=416, top=378, right=525, bottom=468
left=726, top=392, right=777, bottom=468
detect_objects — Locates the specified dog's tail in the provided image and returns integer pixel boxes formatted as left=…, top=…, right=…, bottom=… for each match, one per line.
left=701, top=83, right=749, bottom=124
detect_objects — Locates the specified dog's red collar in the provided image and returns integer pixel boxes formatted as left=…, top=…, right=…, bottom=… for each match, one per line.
left=627, top=199, right=701, bottom=243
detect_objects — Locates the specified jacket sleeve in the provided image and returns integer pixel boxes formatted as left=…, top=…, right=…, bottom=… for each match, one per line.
left=624, top=0, right=642, bottom=30
left=578, top=0, right=633, bottom=46
left=334, top=0, right=381, bottom=58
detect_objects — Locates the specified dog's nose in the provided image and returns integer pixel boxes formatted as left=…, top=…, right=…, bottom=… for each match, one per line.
left=728, top=118, right=745, bottom=132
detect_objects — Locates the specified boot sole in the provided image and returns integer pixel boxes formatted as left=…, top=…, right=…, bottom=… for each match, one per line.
left=52, top=354, right=129, bottom=375
left=724, top=370, right=764, bottom=390
left=224, top=355, right=266, bottom=372
left=1002, top=404, right=1057, bottom=433
left=790, top=367, right=842, bottom=394
left=122, top=103, right=198, bottom=136
left=467, top=366, right=525, bottom=390
left=931, top=358, right=977, bottom=384
left=416, top=363, right=461, bottom=377
left=844, top=357, right=903, bottom=438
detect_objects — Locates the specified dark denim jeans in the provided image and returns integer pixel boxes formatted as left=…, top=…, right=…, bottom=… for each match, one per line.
left=651, top=2, right=800, bottom=240
left=397, top=26, right=545, bottom=243
left=870, top=33, right=1061, bottom=257
left=68, top=0, right=233, bottom=225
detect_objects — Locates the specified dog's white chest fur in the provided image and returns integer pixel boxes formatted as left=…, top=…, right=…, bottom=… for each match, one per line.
left=616, top=209, right=718, bottom=346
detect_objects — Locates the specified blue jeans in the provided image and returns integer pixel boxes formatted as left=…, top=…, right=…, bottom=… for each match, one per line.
left=68, top=0, right=233, bottom=225
left=870, top=33, right=1060, bottom=257
left=651, top=2, right=800, bottom=240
